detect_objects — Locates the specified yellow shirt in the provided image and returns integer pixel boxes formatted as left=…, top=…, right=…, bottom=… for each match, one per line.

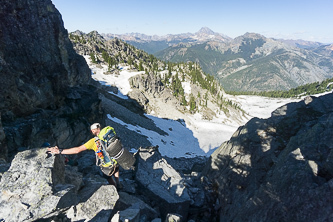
left=84, top=138, right=98, bottom=151
left=85, top=137, right=116, bottom=168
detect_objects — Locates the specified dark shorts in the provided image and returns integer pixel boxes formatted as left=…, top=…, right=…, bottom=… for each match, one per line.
left=101, top=164, right=119, bottom=177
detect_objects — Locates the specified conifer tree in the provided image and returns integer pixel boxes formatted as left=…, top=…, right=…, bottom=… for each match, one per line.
left=168, top=64, right=172, bottom=76
left=90, top=52, right=97, bottom=64
left=204, top=92, right=208, bottom=107
left=182, top=95, right=187, bottom=106
left=189, top=94, right=196, bottom=111
left=128, top=58, right=133, bottom=69
left=139, top=62, right=144, bottom=71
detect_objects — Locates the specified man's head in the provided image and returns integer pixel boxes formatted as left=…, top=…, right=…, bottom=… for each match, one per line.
left=90, top=123, right=101, bottom=136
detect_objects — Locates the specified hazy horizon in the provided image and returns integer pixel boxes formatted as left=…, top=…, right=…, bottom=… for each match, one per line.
left=52, top=0, right=333, bottom=44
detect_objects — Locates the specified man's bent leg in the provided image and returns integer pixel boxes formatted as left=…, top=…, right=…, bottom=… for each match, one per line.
left=107, top=176, right=116, bottom=186
left=114, top=166, right=123, bottom=189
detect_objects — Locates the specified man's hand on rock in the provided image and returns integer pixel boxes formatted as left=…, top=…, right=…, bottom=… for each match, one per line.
left=48, top=146, right=62, bottom=154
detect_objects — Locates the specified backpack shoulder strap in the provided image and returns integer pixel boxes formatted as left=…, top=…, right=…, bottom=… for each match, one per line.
left=98, top=126, right=116, bottom=142
left=94, top=136, right=117, bottom=167
left=94, top=136, right=101, bottom=166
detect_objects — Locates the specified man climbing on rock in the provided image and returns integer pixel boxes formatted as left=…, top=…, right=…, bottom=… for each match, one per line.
left=48, top=123, right=122, bottom=188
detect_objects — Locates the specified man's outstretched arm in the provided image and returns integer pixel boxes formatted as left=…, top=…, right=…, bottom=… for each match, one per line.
left=48, top=144, right=87, bottom=154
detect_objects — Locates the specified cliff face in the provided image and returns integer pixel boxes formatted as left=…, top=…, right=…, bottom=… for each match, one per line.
left=203, top=93, right=333, bottom=221
left=0, top=0, right=103, bottom=159
left=0, top=0, right=91, bottom=116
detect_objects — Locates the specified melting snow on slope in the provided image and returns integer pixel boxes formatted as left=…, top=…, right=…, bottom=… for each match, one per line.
left=84, top=55, right=144, bottom=98
left=186, top=113, right=238, bottom=153
left=227, top=95, right=301, bottom=119
left=107, top=114, right=207, bottom=158
left=182, top=82, right=191, bottom=94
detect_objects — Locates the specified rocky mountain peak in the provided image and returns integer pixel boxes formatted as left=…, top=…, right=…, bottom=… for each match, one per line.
left=239, top=32, right=267, bottom=40
left=329, top=44, right=333, bottom=50
left=87, top=30, right=105, bottom=39
left=72, top=30, right=85, bottom=36
left=196, top=27, right=216, bottom=35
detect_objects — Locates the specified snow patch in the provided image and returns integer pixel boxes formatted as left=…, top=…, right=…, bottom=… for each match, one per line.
left=182, top=81, right=191, bottom=95
left=107, top=114, right=206, bottom=158
left=84, top=55, right=143, bottom=96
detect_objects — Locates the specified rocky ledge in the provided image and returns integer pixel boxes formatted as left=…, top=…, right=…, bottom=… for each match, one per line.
left=0, top=146, right=211, bottom=222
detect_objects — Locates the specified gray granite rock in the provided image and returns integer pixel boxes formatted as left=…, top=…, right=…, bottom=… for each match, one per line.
left=204, top=93, right=333, bottom=221
left=0, top=148, right=76, bottom=221
left=135, top=147, right=191, bottom=220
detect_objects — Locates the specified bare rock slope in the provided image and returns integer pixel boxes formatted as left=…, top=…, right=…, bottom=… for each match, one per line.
left=204, top=93, right=333, bottom=221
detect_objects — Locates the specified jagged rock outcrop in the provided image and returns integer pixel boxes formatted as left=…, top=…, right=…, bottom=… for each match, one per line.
left=203, top=93, right=333, bottom=221
left=0, top=0, right=103, bottom=160
left=129, top=72, right=169, bottom=110
left=129, top=72, right=187, bottom=115
left=130, top=72, right=165, bottom=94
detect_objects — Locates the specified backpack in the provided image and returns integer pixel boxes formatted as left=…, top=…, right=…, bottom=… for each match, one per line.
left=94, top=126, right=118, bottom=176
left=96, top=126, right=136, bottom=171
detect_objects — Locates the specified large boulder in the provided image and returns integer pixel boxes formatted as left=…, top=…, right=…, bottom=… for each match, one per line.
left=203, top=93, right=333, bottom=221
left=135, top=147, right=191, bottom=220
left=0, top=148, right=120, bottom=222
left=0, top=148, right=78, bottom=221
left=67, top=185, right=119, bottom=222
left=112, top=191, right=159, bottom=221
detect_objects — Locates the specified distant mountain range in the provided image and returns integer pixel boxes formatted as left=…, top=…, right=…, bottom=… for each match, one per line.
left=103, top=27, right=333, bottom=92
left=102, top=27, right=232, bottom=54
left=277, top=39, right=326, bottom=49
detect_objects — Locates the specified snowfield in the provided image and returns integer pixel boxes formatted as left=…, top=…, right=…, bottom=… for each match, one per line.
left=226, top=94, right=300, bottom=119
left=85, top=57, right=329, bottom=158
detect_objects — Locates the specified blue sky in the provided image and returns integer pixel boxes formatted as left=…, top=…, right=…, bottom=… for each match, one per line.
left=51, top=0, right=333, bottom=43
